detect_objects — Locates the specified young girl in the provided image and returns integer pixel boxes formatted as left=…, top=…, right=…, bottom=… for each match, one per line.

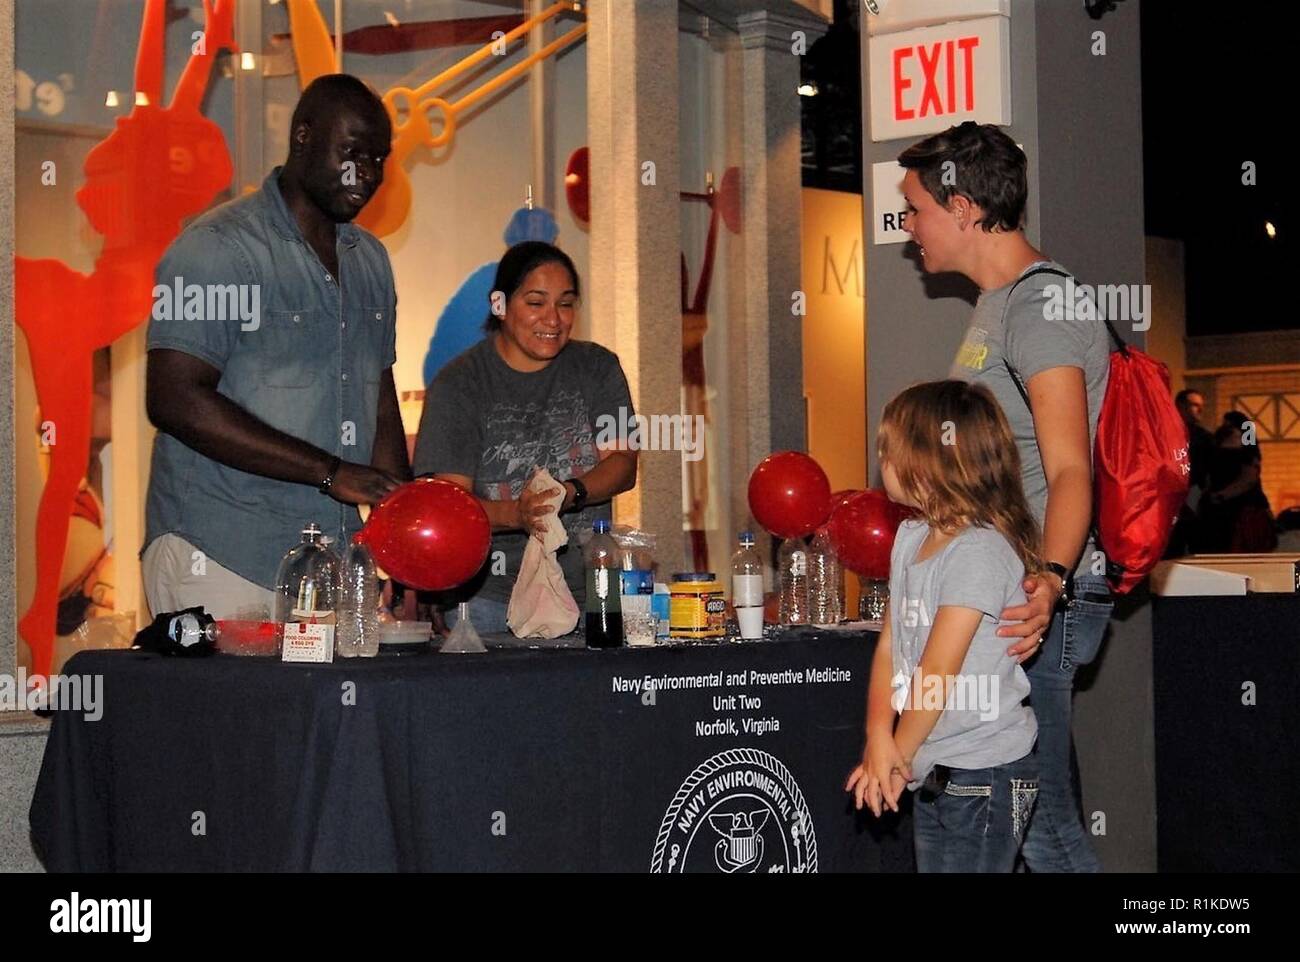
left=845, top=380, right=1041, bottom=873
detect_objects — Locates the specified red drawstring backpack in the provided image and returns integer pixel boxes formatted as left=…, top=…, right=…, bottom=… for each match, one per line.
left=1005, top=267, right=1191, bottom=594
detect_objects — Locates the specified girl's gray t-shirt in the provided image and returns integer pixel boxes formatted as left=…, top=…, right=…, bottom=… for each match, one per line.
left=888, top=520, right=1038, bottom=788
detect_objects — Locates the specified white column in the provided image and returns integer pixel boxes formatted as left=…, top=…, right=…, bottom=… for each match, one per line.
left=586, top=0, right=686, bottom=569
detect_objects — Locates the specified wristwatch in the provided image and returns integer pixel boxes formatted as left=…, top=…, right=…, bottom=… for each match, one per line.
left=566, top=477, right=589, bottom=513
left=318, top=455, right=343, bottom=495
left=1043, top=561, right=1074, bottom=609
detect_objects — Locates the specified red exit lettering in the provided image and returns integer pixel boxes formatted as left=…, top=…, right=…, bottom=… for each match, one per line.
left=893, top=35, right=980, bottom=122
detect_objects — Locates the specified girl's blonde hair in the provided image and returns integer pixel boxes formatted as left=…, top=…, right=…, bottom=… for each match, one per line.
left=877, top=379, right=1041, bottom=573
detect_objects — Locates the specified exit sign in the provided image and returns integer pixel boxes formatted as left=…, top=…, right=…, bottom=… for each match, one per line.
left=868, top=16, right=1010, bottom=142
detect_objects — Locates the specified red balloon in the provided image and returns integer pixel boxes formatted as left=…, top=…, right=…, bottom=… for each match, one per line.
left=827, top=489, right=913, bottom=578
left=355, top=479, right=491, bottom=591
left=828, top=488, right=863, bottom=517
left=747, top=452, right=833, bottom=540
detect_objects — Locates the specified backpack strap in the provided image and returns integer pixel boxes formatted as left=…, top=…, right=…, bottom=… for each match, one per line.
left=1000, top=266, right=1070, bottom=412
left=1000, top=265, right=1130, bottom=411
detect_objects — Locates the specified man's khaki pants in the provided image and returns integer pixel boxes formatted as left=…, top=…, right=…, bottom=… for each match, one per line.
left=142, top=533, right=276, bottom=619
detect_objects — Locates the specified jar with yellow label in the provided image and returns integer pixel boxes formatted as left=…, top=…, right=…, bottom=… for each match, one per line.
left=669, top=572, right=726, bottom=641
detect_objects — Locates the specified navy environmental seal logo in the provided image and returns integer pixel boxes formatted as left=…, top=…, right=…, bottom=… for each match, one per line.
left=651, top=748, right=817, bottom=873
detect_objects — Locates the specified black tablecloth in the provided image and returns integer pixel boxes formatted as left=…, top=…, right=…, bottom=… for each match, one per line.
left=30, top=630, right=913, bottom=872
left=1152, top=595, right=1300, bottom=872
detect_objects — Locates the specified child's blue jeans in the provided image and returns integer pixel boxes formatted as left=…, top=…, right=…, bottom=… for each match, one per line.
left=912, top=753, right=1039, bottom=873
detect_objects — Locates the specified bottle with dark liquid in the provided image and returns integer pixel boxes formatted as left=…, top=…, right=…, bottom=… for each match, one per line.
left=584, top=519, right=624, bottom=648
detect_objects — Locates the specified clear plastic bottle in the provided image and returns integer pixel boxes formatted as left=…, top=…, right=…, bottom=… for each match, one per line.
left=731, top=531, right=765, bottom=640
left=777, top=537, right=810, bottom=626
left=336, top=538, right=380, bottom=658
left=807, top=527, right=844, bottom=627
left=274, top=523, right=342, bottom=652
left=584, top=519, right=624, bottom=648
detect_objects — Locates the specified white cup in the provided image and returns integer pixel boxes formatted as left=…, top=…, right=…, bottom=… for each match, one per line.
left=736, top=606, right=764, bottom=640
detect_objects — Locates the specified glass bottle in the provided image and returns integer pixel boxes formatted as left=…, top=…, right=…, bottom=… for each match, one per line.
left=274, top=523, right=342, bottom=653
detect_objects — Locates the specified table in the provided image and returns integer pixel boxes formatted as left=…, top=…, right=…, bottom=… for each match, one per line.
left=1151, top=595, right=1300, bottom=872
left=30, top=629, right=914, bottom=872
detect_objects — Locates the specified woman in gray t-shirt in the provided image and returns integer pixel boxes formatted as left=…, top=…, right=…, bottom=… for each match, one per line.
left=893, top=122, right=1115, bottom=873
left=412, top=242, right=638, bottom=632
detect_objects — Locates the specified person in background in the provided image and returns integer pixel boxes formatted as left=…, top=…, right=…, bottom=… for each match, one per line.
left=899, top=121, right=1113, bottom=872
left=411, top=241, right=638, bottom=633
left=1176, top=390, right=1215, bottom=491
left=1166, top=388, right=1215, bottom=556
left=143, top=75, right=410, bottom=618
left=1199, top=411, right=1276, bottom=552
left=846, top=380, right=1040, bottom=872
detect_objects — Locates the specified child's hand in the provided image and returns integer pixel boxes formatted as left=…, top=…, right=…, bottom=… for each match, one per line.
left=845, top=736, right=913, bottom=817
left=886, top=770, right=909, bottom=811
left=843, top=761, right=882, bottom=816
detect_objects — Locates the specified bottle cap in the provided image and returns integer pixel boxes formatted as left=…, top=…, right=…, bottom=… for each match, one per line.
left=672, top=572, right=717, bottom=582
left=593, top=519, right=611, bottom=534
left=739, top=530, right=755, bottom=545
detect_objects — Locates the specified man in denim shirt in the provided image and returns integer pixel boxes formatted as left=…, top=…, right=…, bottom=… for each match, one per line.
left=143, top=75, right=410, bottom=616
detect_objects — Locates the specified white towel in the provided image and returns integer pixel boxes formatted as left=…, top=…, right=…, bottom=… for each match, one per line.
left=507, top=468, right=580, bottom=638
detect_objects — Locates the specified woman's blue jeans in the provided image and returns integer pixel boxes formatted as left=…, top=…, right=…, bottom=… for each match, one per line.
left=1021, top=574, right=1114, bottom=872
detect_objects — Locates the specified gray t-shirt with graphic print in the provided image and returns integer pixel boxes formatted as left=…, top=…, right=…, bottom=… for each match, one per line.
left=949, top=261, right=1111, bottom=574
left=888, top=520, right=1037, bottom=788
left=412, top=336, right=634, bottom=605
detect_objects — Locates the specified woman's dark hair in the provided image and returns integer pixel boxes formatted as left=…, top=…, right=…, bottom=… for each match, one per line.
left=897, top=121, right=1028, bottom=232
left=485, top=241, right=581, bottom=332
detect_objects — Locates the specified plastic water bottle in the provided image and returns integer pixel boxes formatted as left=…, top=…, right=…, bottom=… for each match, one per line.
left=584, top=520, right=624, bottom=648
left=777, top=537, right=810, bottom=626
left=731, top=531, right=764, bottom=640
left=337, top=538, right=380, bottom=658
left=807, top=527, right=843, bottom=627
left=274, top=523, right=342, bottom=649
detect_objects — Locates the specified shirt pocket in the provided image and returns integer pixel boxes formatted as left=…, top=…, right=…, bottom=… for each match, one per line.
left=347, top=305, right=394, bottom=379
left=260, top=309, right=330, bottom=387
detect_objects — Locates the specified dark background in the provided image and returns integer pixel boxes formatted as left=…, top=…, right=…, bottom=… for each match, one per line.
left=801, top=0, right=1292, bottom=336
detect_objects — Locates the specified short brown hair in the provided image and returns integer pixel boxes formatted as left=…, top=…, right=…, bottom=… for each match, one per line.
left=897, top=122, right=1027, bottom=233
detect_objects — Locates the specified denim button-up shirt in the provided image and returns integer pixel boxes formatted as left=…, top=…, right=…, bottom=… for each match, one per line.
left=145, top=167, right=397, bottom=589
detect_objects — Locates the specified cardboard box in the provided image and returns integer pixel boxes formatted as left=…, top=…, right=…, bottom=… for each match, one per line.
left=1152, top=554, right=1300, bottom=596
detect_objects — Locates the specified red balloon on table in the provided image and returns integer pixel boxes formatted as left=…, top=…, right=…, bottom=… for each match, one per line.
left=747, top=451, right=833, bottom=540
left=355, top=478, right=491, bottom=591
left=827, top=489, right=912, bottom=579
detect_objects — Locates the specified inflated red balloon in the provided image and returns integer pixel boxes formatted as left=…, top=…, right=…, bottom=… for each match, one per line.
left=355, top=478, right=491, bottom=591
left=827, top=489, right=913, bottom=578
left=828, top=489, right=863, bottom=517
left=747, top=452, right=833, bottom=540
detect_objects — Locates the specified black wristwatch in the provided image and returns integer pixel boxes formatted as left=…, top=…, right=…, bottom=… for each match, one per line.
left=566, top=477, right=589, bottom=513
left=318, top=455, right=343, bottom=495
left=1043, top=561, right=1074, bottom=609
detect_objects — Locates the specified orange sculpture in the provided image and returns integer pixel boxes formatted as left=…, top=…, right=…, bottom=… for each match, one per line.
left=15, top=0, right=235, bottom=677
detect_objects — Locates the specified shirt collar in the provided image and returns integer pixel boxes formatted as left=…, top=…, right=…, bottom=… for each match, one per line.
left=262, top=166, right=360, bottom=250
